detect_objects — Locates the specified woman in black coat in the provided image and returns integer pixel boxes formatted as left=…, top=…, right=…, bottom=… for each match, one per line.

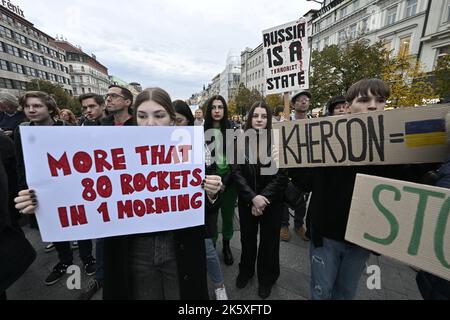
left=232, top=101, right=288, bottom=299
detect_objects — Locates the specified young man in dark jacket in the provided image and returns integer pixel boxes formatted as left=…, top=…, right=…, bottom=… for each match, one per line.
left=290, top=79, right=434, bottom=300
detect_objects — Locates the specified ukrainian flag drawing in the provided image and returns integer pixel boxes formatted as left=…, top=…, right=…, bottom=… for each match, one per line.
left=405, top=119, right=447, bottom=148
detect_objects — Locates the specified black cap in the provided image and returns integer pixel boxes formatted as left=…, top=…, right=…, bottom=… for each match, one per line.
left=326, top=95, right=347, bottom=115
left=291, top=91, right=312, bottom=104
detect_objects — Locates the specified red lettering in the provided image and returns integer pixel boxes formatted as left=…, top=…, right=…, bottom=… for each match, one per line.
left=118, top=200, right=133, bottom=219
left=97, top=202, right=110, bottom=222
left=120, top=174, right=134, bottom=195
left=70, top=205, right=88, bottom=226
left=133, top=173, right=146, bottom=192
left=155, top=197, right=169, bottom=214
left=191, top=192, right=203, bottom=209
left=180, top=171, right=190, bottom=188
left=157, top=171, right=170, bottom=190
left=191, top=168, right=203, bottom=187
left=170, top=171, right=182, bottom=190
left=178, top=194, right=190, bottom=211
left=145, top=198, right=155, bottom=214
left=48, top=153, right=71, bottom=177
left=73, top=152, right=93, bottom=173
left=170, top=196, right=177, bottom=211
left=82, top=178, right=97, bottom=201
left=133, top=200, right=146, bottom=217
left=147, top=172, right=158, bottom=192
left=58, top=207, right=69, bottom=228
left=167, top=146, right=180, bottom=164
left=97, top=176, right=113, bottom=198
left=111, top=148, right=126, bottom=170
left=178, top=145, right=192, bottom=162
left=94, top=150, right=113, bottom=173
left=151, top=145, right=166, bottom=165
left=135, top=146, right=150, bottom=165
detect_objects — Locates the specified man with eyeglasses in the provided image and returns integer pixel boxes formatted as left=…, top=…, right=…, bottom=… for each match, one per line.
left=280, top=91, right=312, bottom=243
left=101, top=85, right=134, bottom=126
left=291, top=91, right=312, bottom=121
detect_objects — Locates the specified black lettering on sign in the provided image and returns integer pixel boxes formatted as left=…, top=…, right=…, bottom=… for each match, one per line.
left=308, top=122, right=322, bottom=164
left=335, top=119, right=347, bottom=163
left=282, top=125, right=301, bottom=165
left=368, top=115, right=385, bottom=162
left=347, top=118, right=367, bottom=162
left=320, top=120, right=338, bottom=163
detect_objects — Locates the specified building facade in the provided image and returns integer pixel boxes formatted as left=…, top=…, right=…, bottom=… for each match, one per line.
left=240, top=44, right=265, bottom=96
left=420, top=0, right=450, bottom=72
left=0, top=5, right=72, bottom=96
left=310, top=0, right=449, bottom=73
left=54, top=40, right=110, bottom=97
left=220, top=50, right=241, bottom=102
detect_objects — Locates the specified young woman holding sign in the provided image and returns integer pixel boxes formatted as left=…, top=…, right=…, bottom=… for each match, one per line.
left=15, top=87, right=223, bottom=300
left=232, top=101, right=288, bottom=299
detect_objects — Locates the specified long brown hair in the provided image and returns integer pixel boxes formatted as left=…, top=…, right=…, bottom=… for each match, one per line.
left=244, top=101, right=273, bottom=131
left=133, top=87, right=176, bottom=124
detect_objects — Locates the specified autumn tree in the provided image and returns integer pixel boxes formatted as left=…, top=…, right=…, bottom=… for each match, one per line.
left=433, top=54, right=450, bottom=101
left=265, top=93, right=283, bottom=111
left=382, top=53, right=436, bottom=107
left=26, top=79, right=82, bottom=115
left=227, top=99, right=238, bottom=116
left=310, top=40, right=390, bottom=108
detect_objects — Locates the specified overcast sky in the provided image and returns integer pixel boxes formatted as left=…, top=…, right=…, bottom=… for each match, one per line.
left=21, top=0, right=319, bottom=100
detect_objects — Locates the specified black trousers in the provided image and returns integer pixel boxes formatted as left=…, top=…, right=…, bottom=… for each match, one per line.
left=238, top=202, right=282, bottom=287
left=54, top=240, right=93, bottom=265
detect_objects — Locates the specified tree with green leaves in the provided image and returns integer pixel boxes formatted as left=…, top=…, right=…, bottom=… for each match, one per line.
left=234, top=83, right=252, bottom=116
left=26, top=79, right=81, bottom=115
left=265, top=93, right=283, bottom=111
left=382, top=53, right=436, bottom=108
left=433, top=54, right=450, bottom=101
left=310, top=40, right=390, bottom=108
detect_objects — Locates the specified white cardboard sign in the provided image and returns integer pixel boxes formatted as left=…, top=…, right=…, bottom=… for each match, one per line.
left=346, top=174, right=450, bottom=281
left=20, top=126, right=205, bottom=242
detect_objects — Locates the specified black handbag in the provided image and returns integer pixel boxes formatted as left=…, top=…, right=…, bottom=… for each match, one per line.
left=0, top=226, right=36, bottom=292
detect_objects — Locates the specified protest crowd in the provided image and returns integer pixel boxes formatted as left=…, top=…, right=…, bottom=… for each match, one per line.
left=1, top=77, right=450, bottom=302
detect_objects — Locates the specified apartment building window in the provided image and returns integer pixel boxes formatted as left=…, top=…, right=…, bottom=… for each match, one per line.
left=448, top=3, right=450, bottom=22
left=324, top=36, right=329, bottom=47
left=10, top=62, right=23, bottom=74
left=20, top=34, right=27, bottom=45
left=326, top=15, right=332, bottom=26
left=338, top=29, right=347, bottom=44
left=353, top=0, right=360, bottom=11
left=383, top=40, right=392, bottom=53
left=4, top=28, right=12, bottom=39
left=386, top=6, right=397, bottom=26
left=361, top=17, right=369, bottom=34
left=0, top=42, right=3, bottom=52
left=0, top=78, right=13, bottom=89
left=12, top=46, right=20, bottom=57
left=399, top=36, right=411, bottom=56
left=349, top=24, right=357, bottom=39
left=340, top=6, right=347, bottom=18
left=406, top=0, right=418, bottom=18
left=0, top=60, right=8, bottom=71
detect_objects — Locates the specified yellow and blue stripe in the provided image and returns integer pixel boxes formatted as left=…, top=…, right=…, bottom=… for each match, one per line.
left=405, top=119, right=446, bottom=148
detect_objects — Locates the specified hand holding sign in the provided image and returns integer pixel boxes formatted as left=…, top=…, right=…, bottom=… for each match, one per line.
left=14, top=189, right=37, bottom=215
